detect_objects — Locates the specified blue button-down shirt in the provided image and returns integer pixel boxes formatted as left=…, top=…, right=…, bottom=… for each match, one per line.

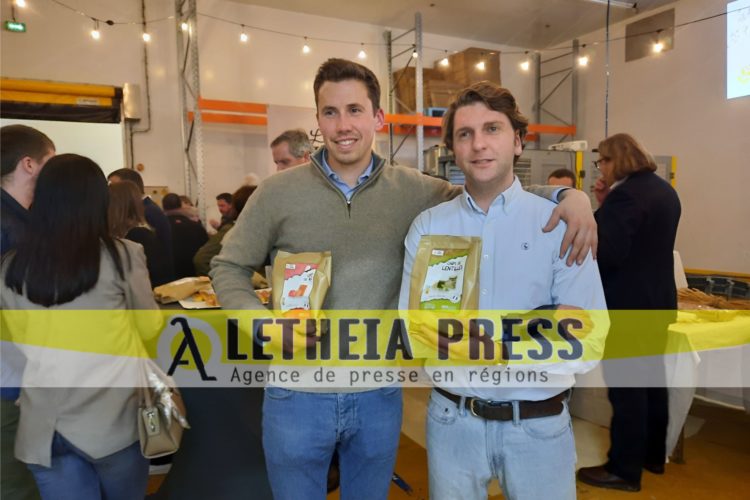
left=321, top=151, right=374, bottom=200
left=399, top=177, right=608, bottom=401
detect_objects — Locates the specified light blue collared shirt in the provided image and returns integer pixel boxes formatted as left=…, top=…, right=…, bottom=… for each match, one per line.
left=321, top=151, right=374, bottom=201
left=398, top=177, right=608, bottom=401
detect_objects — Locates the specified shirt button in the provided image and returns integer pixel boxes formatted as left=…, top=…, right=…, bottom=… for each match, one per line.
left=481, top=289, right=487, bottom=295
left=483, top=254, right=489, bottom=260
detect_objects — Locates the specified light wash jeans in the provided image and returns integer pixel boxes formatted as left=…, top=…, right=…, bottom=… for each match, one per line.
left=27, top=433, right=148, bottom=500
left=262, top=386, right=402, bottom=500
left=427, top=389, right=576, bottom=500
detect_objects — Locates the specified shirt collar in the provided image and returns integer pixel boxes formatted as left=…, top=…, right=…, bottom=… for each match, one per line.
left=321, top=150, right=374, bottom=186
left=462, top=176, right=522, bottom=216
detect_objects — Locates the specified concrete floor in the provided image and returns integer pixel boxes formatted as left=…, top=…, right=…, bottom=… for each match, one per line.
left=149, top=388, right=750, bottom=499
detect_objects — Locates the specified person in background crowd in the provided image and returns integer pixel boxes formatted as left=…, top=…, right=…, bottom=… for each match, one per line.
left=210, top=58, right=597, bottom=500
left=209, top=192, right=233, bottom=231
left=577, top=133, right=681, bottom=492
left=162, top=193, right=208, bottom=278
left=178, top=195, right=201, bottom=222
left=1, top=154, right=162, bottom=500
left=107, top=168, right=174, bottom=282
left=270, top=128, right=313, bottom=171
left=0, top=124, right=53, bottom=500
left=547, top=168, right=577, bottom=188
left=193, top=185, right=255, bottom=277
left=108, top=181, right=171, bottom=287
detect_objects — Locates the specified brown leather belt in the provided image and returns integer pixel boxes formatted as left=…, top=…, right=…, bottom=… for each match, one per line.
left=435, top=387, right=569, bottom=421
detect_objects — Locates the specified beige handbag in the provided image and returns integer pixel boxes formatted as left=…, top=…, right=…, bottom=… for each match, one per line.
left=138, top=359, right=190, bottom=458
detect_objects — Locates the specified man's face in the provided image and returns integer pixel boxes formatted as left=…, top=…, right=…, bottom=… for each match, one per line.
left=316, top=79, right=384, bottom=172
left=217, top=199, right=232, bottom=216
left=548, top=176, right=574, bottom=188
left=452, top=102, right=521, bottom=196
left=272, top=141, right=307, bottom=171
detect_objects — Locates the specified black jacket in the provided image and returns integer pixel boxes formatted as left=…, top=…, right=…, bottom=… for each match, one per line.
left=167, top=214, right=208, bottom=279
left=595, top=170, right=681, bottom=311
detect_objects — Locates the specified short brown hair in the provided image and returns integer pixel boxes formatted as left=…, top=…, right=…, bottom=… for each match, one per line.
left=597, top=133, right=657, bottom=182
left=313, top=58, right=381, bottom=114
left=108, top=181, right=146, bottom=238
left=1, top=125, right=55, bottom=179
left=231, top=184, right=257, bottom=218
left=442, top=82, right=528, bottom=163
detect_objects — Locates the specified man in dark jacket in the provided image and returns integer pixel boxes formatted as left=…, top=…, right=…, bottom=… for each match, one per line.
left=162, top=193, right=208, bottom=278
left=1, top=124, right=53, bottom=500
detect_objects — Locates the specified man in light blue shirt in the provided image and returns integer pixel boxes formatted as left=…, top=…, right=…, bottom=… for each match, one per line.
left=399, top=82, right=607, bottom=500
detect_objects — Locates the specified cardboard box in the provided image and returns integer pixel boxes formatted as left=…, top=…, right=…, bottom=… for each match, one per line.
left=434, top=47, right=501, bottom=87
left=426, top=80, right=464, bottom=108
left=392, top=67, right=444, bottom=113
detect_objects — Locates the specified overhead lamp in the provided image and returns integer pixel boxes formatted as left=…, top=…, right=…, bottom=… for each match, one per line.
left=584, top=0, right=636, bottom=8
left=475, top=60, right=486, bottom=71
left=14, top=0, right=26, bottom=8
left=180, top=22, right=188, bottom=32
left=412, top=49, right=418, bottom=58
left=439, top=50, right=449, bottom=67
left=357, top=44, right=367, bottom=60
left=90, top=20, right=100, bottom=40
left=578, top=44, right=589, bottom=67
left=652, top=29, right=664, bottom=53
left=302, top=37, right=311, bottom=54
left=142, top=32, right=151, bottom=42
left=240, top=25, right=248, bottom=43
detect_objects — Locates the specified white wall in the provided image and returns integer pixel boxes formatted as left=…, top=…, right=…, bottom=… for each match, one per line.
left=555, top=0, right=750, bottom=274
left=4, top=1, right=743, bottom=272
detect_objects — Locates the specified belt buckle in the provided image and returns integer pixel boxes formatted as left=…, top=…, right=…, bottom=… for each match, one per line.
left=469, top=398, right=481, bottom=417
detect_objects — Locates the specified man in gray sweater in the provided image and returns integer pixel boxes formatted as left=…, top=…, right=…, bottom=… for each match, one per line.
left=211, top=58, right=597, bottom=500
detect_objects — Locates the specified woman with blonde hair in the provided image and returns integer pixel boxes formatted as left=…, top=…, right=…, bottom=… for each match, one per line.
left=108, top=181, right=170, bottom=287
left=578, top=133, right=681, bottom=492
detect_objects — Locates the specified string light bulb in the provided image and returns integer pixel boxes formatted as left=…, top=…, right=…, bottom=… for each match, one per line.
left=439, top=50, right=449, bottom=67
left=357, top=44, right=367, bottom=60
left=142, top=31, right=151, bottom=43
left=180, top=22, right=188, bottom=32
left=15, top=0, right=26, bottom=8
left=90, top=20, right=100, bottom=40
left=519, top=51, right=531, bottom=72
left=578, top=55, right=589, bottom=66
left=302, top=37, right=311, bottom=54
left=475, top=52, right=486, bottom=71
left=240, top=26, right=248, bottom=43
left=652, top=30, right=664, bottom=53
left=412, top=46, right=418, bottom=58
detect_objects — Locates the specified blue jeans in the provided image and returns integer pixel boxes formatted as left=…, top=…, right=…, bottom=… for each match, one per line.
left=427, top=389, right=576, bottom=500
left=262, top=386, right=402, bottom=500
left=27, top=433, right=148, bottom=500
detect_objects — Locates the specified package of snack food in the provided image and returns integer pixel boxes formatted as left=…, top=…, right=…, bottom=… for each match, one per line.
left=271, top=251, right=332, bottom=318
left=409, top=236, right=481, bottom=311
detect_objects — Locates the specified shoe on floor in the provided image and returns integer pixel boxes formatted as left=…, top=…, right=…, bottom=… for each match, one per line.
left=644, top=463, right=665, bottom=474
left=577, top=465, right=641, bottom=492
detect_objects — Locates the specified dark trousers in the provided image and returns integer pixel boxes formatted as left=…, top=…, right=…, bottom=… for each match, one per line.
left=605, top=387, right=668, bottom=483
